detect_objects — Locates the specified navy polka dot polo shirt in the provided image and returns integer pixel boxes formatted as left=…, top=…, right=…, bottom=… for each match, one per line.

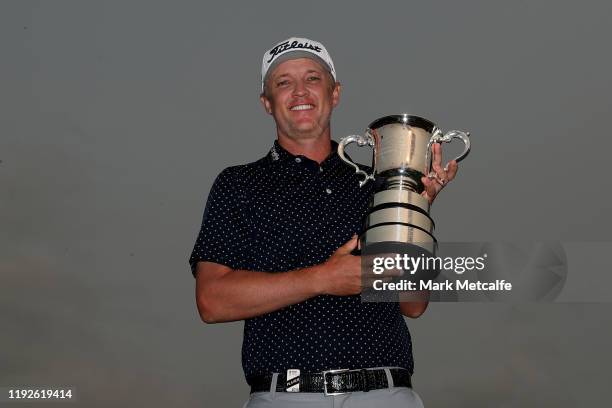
left=189, top=140, right=414, bottom=384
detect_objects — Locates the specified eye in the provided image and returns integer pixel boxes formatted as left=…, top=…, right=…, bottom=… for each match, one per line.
left=276, top=79, right=290, bottom=87
left=307, top=75, right=321, bottom=82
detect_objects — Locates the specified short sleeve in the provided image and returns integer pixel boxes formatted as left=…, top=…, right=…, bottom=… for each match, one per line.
left=188, top=167, right=248, bottom=277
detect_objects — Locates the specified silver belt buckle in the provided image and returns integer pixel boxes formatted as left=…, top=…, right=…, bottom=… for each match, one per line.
left=322, top=368, right=350, bottom=396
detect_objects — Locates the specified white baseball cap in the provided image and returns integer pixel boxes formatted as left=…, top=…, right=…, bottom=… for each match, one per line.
left=261, top=37, right=337, bottom=92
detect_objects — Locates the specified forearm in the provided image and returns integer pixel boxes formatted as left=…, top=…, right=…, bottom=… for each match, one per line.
left=196, top=264, right=324, bottom=323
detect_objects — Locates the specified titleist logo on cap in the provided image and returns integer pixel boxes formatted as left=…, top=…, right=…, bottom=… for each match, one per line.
left=266, top=40, right=323, bottom=63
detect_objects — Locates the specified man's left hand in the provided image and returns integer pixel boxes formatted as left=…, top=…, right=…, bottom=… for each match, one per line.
left=421, top=143, right=458, bottom=204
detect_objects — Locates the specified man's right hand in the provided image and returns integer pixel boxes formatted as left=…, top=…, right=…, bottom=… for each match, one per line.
left=315, top=235, right=363, bottom=296
left=315, top=235, right=402, bottom=296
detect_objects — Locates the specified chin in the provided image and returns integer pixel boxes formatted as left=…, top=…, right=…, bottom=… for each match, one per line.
left=289, top=122, right=317, bottom=133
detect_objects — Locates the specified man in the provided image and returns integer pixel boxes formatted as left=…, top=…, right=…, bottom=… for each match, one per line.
left=189, top=37, right=458, bottom=407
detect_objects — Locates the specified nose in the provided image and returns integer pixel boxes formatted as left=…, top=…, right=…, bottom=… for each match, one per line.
left=292, top=80, right=308, bottom=97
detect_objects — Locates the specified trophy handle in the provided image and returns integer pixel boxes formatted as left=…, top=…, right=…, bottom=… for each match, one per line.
left=338, top=132, right=375, bottom=187
left=426, top=128, right=471, bottom=175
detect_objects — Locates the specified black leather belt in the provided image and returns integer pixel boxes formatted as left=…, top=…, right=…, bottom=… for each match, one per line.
left=249, top=368, right=411, bottom=395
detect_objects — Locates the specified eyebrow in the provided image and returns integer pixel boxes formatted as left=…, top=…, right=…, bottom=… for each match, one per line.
left=272, top=69, right=323, bottom=80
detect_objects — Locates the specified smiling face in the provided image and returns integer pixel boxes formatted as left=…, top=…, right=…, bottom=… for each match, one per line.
left=260, top=58, right=341, bottom=144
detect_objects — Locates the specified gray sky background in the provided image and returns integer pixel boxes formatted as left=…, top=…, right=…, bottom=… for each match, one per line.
left=1, top=1, right=611, bottom=407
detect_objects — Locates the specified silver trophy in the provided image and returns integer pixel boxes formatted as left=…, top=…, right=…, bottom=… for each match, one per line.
left=338, top=114, right=470, bottom=256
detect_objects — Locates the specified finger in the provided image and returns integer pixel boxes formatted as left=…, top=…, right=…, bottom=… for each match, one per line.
left=433, top=164, right=447, bottom=180
left=433, top=143, right=448, bottom=178
left=431, top=169, right=447, bottom=185
left=363, top=253, right=404, bottom=272
left=420, top=182, right=433, bottom=204
left=421, top=176, right=440, bottom=199
left=338, top=234, right=359, bottom=254
left=362, top=254, right=392, bottom=270
left=381, top=268, right=403, bottom=277
left=363, top=266, right=403, bottom=277
left=445, top=160, right=458, bottom=181
left=432, top=143, right=443, bottom=169
left=431, top=175, right=446, bottom=188
left=362, top=275, right=395, bottom=289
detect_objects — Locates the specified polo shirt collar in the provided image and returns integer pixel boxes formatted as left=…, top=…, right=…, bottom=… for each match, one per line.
left=267, top=139, right=341, bottom=167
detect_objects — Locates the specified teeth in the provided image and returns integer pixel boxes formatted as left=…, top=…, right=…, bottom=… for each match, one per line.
left=291, top=104, right=314, bottom=111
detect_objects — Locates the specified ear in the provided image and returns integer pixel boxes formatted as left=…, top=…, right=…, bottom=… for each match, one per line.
left=260, top=94, right=273, bottom=115
left=331, top=82, right=341, bottom=108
